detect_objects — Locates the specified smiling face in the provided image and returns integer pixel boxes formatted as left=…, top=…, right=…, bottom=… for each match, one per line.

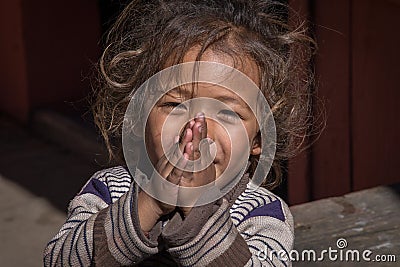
left=145, top=48, right=262, bottom=180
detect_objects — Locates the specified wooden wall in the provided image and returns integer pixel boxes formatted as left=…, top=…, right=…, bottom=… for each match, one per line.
left=288, top=0, right=400, bottom=204
left=0, top=0, right=101, bottom=121
left=0, top=1, right=29, bottom=121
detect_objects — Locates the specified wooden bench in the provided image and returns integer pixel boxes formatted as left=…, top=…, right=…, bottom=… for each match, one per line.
left=290, top=184, right=400, bottom=266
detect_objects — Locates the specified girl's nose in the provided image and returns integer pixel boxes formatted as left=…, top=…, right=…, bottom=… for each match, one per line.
left=204, top=116, right=224, bottom=142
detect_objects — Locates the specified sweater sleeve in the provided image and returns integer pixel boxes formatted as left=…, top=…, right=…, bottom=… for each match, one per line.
left=163, top=198, right=252, bottom=266
left=43, top=169, right=159, bottom=267
left=160, top=179, right=294, bottom=267
left=159, top=173, right=251, bottom=266
left=233, top=186, right=295, bottom=267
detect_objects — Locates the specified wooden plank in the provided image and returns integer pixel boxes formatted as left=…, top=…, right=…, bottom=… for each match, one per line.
left=291, top=184, right=400, bottom=266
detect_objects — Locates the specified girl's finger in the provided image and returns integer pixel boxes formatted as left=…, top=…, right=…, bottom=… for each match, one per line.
left=199, top=138, right=213, bottom=165
left=198, top=113, right=207, bottom=139
left=166, top=152, right=188, bottom=185
left=192, top=112, right=207, bottom=160
left=179, top=119, right=194, bottom=143
left=160, top=128, right=192, bottom=177
left=184, top=141, right=193, bottom=162
left=191, top=125, right=202, bottom=160
left=181, top=142, right=194, bottom=180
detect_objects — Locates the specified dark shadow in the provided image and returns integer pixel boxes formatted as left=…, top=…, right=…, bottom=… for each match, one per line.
left=388, top=182, right=400, bottom=198
left=0, top=113, right=102, bottom=211
left=97, top=0, right=132, bottom=47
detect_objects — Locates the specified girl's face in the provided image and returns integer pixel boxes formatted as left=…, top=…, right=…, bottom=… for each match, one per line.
left=145, top=48, right=261, bottom=180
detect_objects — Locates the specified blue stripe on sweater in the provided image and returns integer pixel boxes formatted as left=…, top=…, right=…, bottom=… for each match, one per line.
left=116, top=194, right=135, bottom=260
left=239, top=199, right=258, bottom=209
left=109, top=188, right=130, bottom=195
left=68, top=207, right=95, bottom=216
left=49, top=239, right=56, bottom=266
left=122, top=188, right=140, bottom=255
left=59, top=233, right=65, bottom=265
left=233, top=203, right=252, bottom=214
left=247, top=237, right=288, bottom=267
left=249, top=244, right=274, bottom=266
left=180, top=209, right=232, bottom=261
left=242, top=232, right=289, bottom=256
left=65, top=219, right=83, bottom=224
left=79, top=179, right=112, bottom=205
left=249, top=243, right=281, bottom=267
left=244, top=189, right=274, bottom=202
left=190, top=219, right=235, bottom=266
left=74, top=230, right=84, bottom=267
left=69, top=221, right=85, bottom=267
left=109, top=204, right=131, bottom=261
left=82, top=220, right=90, bottom=263
left=243, top=200, right=285, bottom=222
left=107, top=184, right=131, bottom=189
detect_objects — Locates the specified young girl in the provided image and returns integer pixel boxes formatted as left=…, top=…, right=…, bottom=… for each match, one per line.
left=44, top=0, right=314, bottom=266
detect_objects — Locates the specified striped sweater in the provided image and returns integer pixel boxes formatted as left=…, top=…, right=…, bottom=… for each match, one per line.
left=44, top=166, right=294, bottom=266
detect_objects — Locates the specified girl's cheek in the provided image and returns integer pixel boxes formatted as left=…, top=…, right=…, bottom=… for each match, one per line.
left=223, top=125, right=251, bottom=167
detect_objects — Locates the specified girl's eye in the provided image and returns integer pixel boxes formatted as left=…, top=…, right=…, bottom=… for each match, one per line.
left=161, top=102, right=187, bottom=114
left=217, top=109, right=242, bottom=123
left=162, top=102, right=180, bottom=108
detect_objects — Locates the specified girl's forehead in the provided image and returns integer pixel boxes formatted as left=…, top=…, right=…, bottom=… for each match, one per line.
left=181, top=47, right=260, bottom=86
left=168, top=83, right=250, bottom=99
left=165, top=82, right=257, bottom=111
left=151, top=54, right=262, bottom=113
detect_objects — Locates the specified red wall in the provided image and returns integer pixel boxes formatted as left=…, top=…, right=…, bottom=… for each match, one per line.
left=288, top=0, right=400, bottom=204
left=0, top=0, right=29, bottom=120
left=0, top=0, right=101, bottom=120
left=351, top=0, right=400, bottom=190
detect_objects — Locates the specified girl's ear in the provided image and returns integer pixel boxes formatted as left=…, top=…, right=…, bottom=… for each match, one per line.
left=250, top=131, right=261, bottom=156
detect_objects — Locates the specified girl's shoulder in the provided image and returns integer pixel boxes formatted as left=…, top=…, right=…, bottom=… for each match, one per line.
left=229, top=183, right=293, bottom=228
left=90, top=165, right=132, bottom=182
left=78, top=166, right=133, bottom=204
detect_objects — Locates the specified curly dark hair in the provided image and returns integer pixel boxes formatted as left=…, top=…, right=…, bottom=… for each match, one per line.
left=92, top=0, right=317, bottom=190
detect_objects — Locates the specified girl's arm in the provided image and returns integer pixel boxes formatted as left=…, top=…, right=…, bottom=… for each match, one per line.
left=43, top=167, right=159, bottom=267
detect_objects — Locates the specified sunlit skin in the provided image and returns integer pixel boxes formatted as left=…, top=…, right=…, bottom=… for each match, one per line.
left=137, top=48, right=262, bottom=233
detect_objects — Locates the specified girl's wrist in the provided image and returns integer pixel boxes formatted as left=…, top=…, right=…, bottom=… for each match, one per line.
left=137, top=191, right=162, bottom=232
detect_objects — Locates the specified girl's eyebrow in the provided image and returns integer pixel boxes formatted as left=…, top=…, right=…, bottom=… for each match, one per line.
left=166, top=86, right=192, bottom=97
left=167, top=87, right=251, bottom=110
left=215, top=95, right=251, bottom=110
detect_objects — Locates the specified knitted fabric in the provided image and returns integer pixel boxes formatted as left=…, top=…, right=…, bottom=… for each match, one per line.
left=44, top=166, right=294, bottom=266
